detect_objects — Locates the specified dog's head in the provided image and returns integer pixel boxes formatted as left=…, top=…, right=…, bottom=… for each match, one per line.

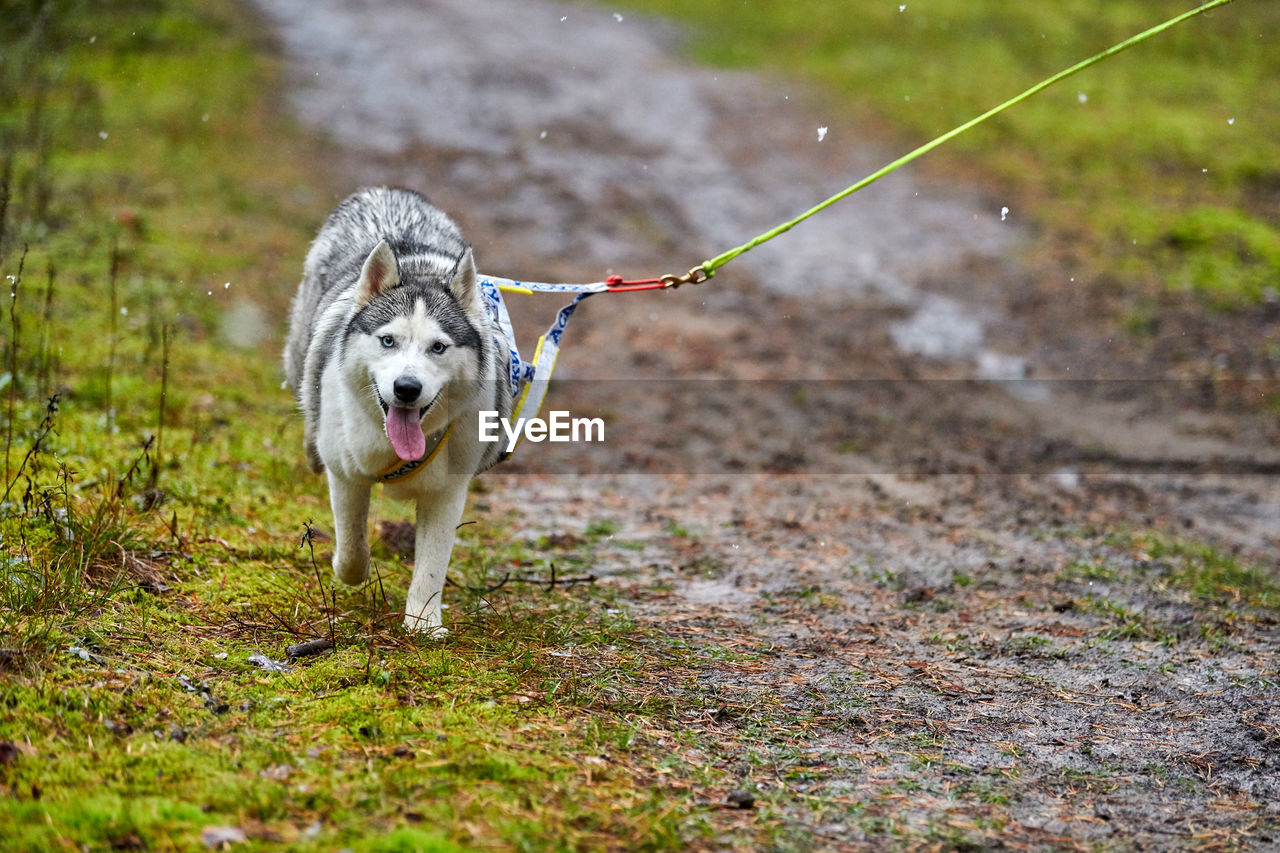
left=347, top=240, right=485, bottom=461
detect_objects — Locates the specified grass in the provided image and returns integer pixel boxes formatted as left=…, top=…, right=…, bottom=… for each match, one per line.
left=594, top=0, right=1280, bottom=310
left=1057, top=530, right=1279, bottom=650
left=1135, top=531, right=1280, bottom=608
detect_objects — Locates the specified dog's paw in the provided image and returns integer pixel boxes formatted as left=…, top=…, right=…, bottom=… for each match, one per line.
left=332, top=555, right=370, bottom=586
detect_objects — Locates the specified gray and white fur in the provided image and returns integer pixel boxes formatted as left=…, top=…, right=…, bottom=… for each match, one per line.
left=284, top=187, right=511, bottom=634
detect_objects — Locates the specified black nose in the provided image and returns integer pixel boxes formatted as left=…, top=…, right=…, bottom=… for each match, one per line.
left=392, top=376, right=422, bottom=403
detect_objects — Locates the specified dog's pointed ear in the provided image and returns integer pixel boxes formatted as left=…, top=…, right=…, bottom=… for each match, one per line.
left=354, top=240, right=400, bottom=308
left=448, top=247, right=478, bottom=306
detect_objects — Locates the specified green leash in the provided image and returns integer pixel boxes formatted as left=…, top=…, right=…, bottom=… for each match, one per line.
left=662, top=0, right=1237, bottom=285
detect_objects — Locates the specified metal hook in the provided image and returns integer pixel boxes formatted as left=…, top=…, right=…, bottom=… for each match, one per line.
left=660, top=265, right=713, bottom=289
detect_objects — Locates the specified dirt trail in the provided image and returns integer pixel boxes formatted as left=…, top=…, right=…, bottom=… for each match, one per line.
left=253, top=0, right=1280, bottom=847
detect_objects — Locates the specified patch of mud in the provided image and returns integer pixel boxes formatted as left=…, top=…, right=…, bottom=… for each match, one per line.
left=485, top=469, right=1280, bottom=847
left=891, top=294, right=986, bottom=359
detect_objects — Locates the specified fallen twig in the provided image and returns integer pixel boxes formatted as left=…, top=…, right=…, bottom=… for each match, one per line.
left=448, top=564, right=598, bottom=594
left=286, top=637, right=335, bottom=659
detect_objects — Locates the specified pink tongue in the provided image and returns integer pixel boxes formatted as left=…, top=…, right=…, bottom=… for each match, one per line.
left=385, top=407, right=426, bottom=461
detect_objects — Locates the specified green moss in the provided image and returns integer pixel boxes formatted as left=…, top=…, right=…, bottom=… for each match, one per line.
left=355, top=829, right=467, bottom=853
left=1158, top=206, right=1280, bottom=306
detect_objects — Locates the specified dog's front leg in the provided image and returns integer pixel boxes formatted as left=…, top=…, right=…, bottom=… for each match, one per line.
left=403, top=477, right=470, bottom=636
left=327, top=471, right=372, bottom=585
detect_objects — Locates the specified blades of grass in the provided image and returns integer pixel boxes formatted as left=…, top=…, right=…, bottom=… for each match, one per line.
left=5, top=244, right=27, bottom=485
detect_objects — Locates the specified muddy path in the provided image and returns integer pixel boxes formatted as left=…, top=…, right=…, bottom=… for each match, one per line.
left=253, top=0, right=1280, bottom=847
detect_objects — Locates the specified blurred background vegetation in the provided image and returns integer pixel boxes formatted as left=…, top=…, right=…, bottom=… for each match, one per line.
left=1, top=0, right=323, bottom=438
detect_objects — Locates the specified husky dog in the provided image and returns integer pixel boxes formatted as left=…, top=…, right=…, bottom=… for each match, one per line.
left=284, top=187, right=510, bottom=635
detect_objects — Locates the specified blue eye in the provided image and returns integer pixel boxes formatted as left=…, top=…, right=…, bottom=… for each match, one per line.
left=430, top=341, right=448, bottom=355
left=379, top=335, right=395, bottom=348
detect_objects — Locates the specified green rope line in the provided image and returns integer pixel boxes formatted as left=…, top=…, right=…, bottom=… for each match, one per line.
left=699, top=0, right=1238, bottom=277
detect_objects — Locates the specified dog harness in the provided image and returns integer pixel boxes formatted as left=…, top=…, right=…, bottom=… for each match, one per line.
left=477, top=275, right=609, bottom=461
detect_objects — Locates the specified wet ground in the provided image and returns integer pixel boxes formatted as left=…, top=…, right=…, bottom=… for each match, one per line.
left=253, top=0, right=1279, bottom=847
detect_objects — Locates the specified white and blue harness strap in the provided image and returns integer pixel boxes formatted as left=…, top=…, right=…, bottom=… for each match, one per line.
left=478, top=275, right=608, bottom=461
